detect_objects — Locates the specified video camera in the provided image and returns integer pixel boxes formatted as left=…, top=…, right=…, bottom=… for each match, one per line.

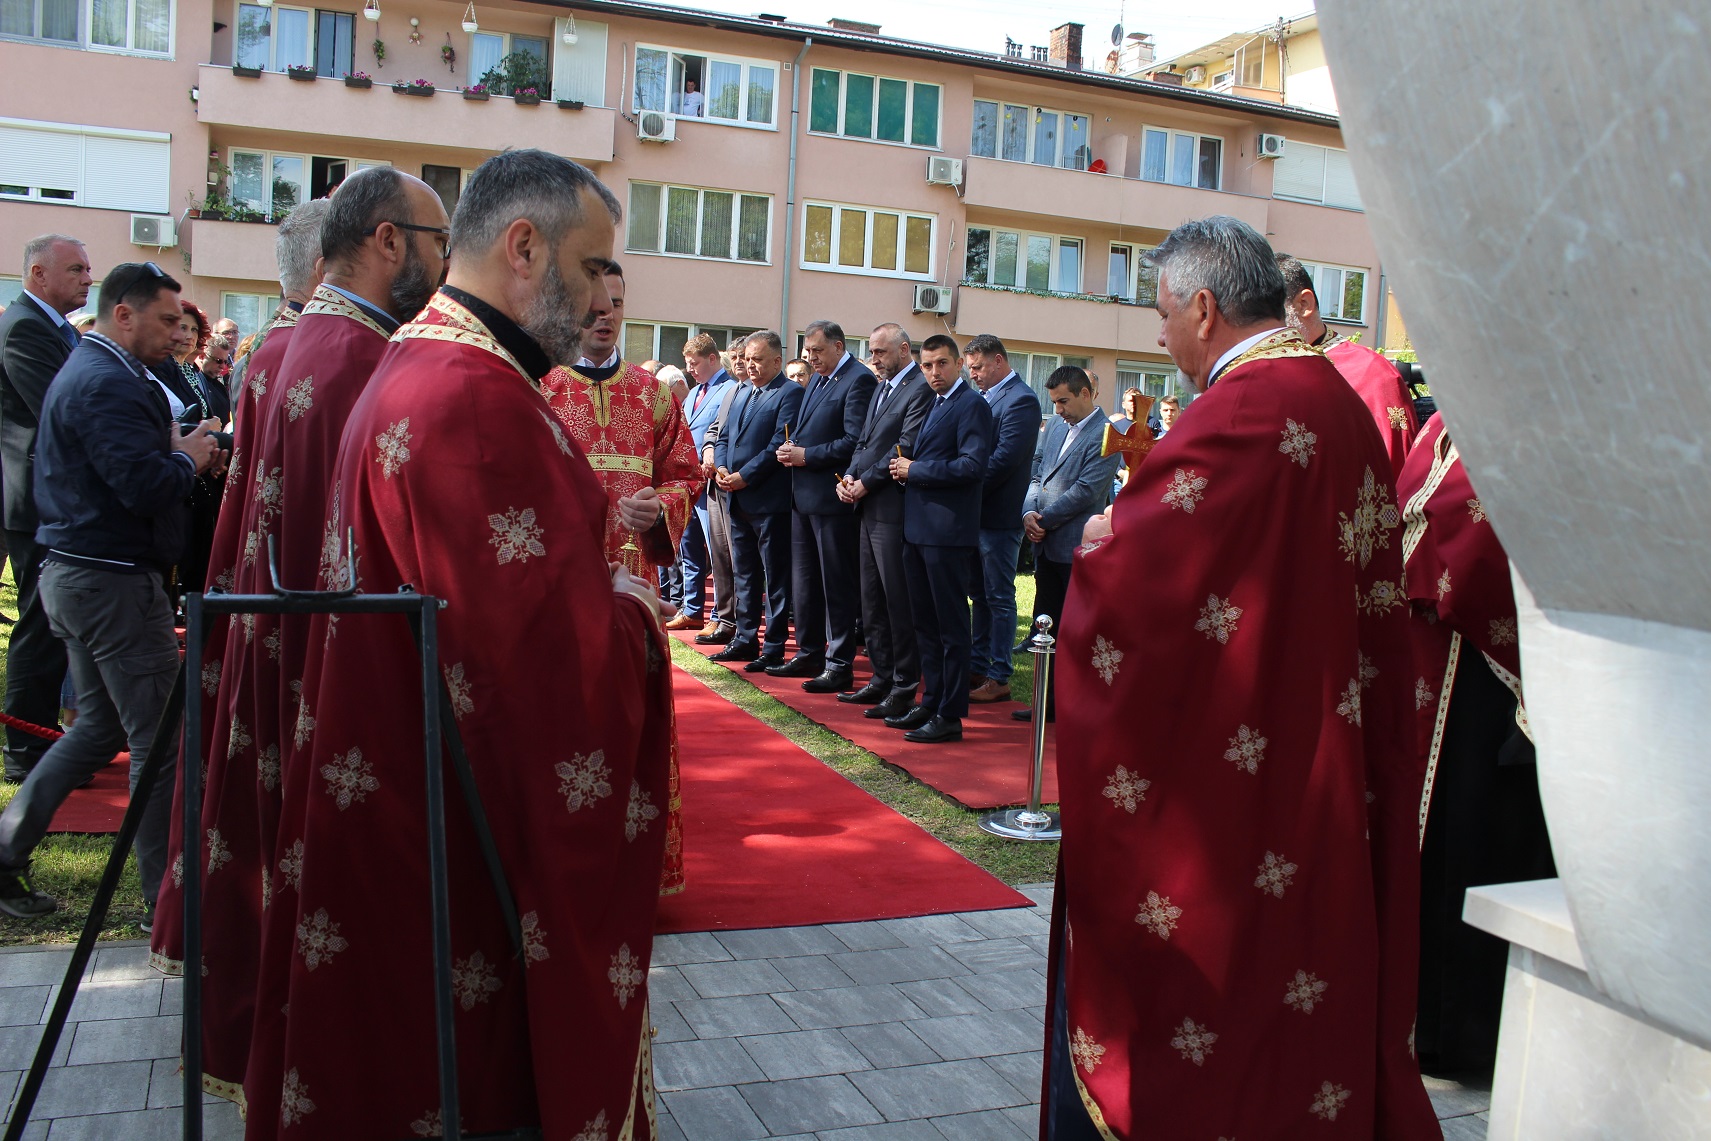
left=179, top=422, right=234, bottom=453
left=1393, top=360, right=1436, bottom=425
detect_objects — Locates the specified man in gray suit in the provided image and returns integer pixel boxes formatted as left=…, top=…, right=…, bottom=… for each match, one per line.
left=1016, top=365, right=1122, bottom=723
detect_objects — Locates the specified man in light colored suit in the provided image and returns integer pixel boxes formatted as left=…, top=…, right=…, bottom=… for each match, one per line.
left=676, top=333, right=736, bottom=632
left=1017, top=365, right=1122, bottom=723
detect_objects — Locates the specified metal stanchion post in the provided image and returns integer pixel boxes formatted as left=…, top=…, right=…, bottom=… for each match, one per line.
left=979, top=616, right=1062, bottom=841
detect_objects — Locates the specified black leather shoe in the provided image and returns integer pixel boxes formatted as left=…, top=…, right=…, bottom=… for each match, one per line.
left=803, top=669, right=853, bottom=694
left=1011, top=707, right=1055, bottom=723
left=695, top=626, right=736, bottom=645
left=765, top=654, right=824, bottom=678
left=905, top=715, right=963, bottom=743
left=884, top=704, right=932, bottom=730
left=865, top=692, right=916, bottom=720
left=709, top=642, right=759, bottom=663
left=837, top=678, right=891, bottom=705
left=745, top=654, right=785, bottom=673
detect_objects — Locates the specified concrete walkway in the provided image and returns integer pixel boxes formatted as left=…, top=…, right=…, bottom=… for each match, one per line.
left=0, top=884, right=1489, bottom=1139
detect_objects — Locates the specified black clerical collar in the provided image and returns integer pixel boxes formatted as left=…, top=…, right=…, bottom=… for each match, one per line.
left=286, top=299, right=306, bottom=313
left=439, top=285, right=552, bottom=382
left=572, top=355, right=622, bottom=383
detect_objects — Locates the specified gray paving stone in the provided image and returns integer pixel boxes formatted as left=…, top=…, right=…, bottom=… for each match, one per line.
left=831, top=947, right=971, bottom=987
left=1014, top=884, right=1054, bottom=909
left=56, top=979, right=164, bottom=1023
left=1423, top=1074, right=1492, bottom=1119
left=930, top=1108, right=1031, bottom=1139
left=1439, top=1114, right=1488, bottom=1141
left=815, top=1121, right=943, bottom=1141
left=840, top=1022, right=941, bottom=1069
left=894, top=979, right=988, bottom=1018
left=42, top=1101, right=245, bottom=1140
left=825, top=921, right=908, bottom=952
left=157, top=977, right=181, bottom=1018
left=144, top=1057, right=222, bottom=1109
left=769, top=955, right=856, bottom=993
left=654, top=1112, right=688, bottom=1141
left=771, top=985, right=926, bottom=1031
left=28, top=1058, right=151, bottom=1117
left=958, top=909, right=1049, bottom=940
left=653, top=932, right=736, bottom=967
left=905, top=1010, right=1042, bottom=1061
left=67, top=1015, right=181, bottom=1065
left=739, top=1029, right=872, bottom=1082
left=675, top=994, right=798, bottom=1039
left=999, top=1103, right=1039, bottom=1134
left=654, top=1037, right=767, bottom=1091
left=89, top=945, right=158, bottom=983
left=875, top=915, right=986, bottom=949
left=951, top=970, right=1047, bottom=1013
left=714, top=926, right=849, bottom=960
left=649, top=966, right=703, bottom=1004
left=682, top=958, right=793, bottom=999
left=0, top=951, right=75, bottom=988
left=0, top=1022, right=69, bottom=1070
left=941, top=939, right=1045, bottom=975
left=3, top=1118, right=44, bottom=1141
left=0, top=986, right=50, bottom=1026
left=651, top=999, right=697, bottom=1044
left=850, top=1059, right=1032, bottom=1120
left=737, top=1074, right=883, bottom=1135
left=661, top=1085, right=768, bottom=1141
left=1019, top=934, right=1051, bottom=957
left=982, top=1050, right=1045, bottom=1100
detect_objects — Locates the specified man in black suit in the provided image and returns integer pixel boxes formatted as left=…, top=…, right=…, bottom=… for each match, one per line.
left=0, top=235, right=91, bottom=781
left=711, top=331, right=803, bottom=672
left=771, top=319, right=875, bottom=691
left=837, top=323, right=932, bottom=721
left=887, top=334, right=993, bottom=743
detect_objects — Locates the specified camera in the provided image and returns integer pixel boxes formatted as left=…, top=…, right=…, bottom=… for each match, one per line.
left=179, top=423, right=234, bottom=452
left=1393, top=360, right=1436, bottom=425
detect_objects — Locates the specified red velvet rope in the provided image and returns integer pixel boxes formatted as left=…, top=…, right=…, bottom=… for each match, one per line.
left=0, top=711, right=65, bottom=743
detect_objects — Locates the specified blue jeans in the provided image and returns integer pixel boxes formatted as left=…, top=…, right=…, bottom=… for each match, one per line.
left=679, top=505, right=710, bottom=620
left=970, top=526, right=1024, bottom=684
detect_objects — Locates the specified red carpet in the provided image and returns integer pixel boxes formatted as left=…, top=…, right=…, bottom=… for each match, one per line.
left=655, top=670, right=1028, bottom=933
left=46, top=756, right=131, bottom=834
left=672, top=630, right=1058, bottom=810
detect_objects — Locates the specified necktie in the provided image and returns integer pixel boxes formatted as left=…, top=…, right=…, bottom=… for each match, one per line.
left=60, top=323, right=79, bottom=350
left=693, top=383, right=707, bottom=414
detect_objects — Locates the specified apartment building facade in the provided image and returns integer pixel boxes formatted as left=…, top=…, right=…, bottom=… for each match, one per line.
left=0, top=0, right=1384, bottom=410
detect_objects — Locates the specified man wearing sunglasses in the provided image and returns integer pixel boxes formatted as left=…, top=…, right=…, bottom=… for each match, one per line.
left=0, top=261, right=221, bottom=925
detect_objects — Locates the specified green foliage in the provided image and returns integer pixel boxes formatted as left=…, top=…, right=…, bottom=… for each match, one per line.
left=480, top=50, right=548, bottom=98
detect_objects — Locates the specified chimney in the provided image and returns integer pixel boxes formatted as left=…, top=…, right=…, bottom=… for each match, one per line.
left=828, top=17, right=881, bottom=35
left=1048, top=21, right=1083, bottom=70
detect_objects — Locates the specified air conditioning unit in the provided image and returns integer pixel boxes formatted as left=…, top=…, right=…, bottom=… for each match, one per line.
left=131, top=214, right=178, bottom=247
left=1257, top=133, right=1286, bottom=159
left=925, top=155, right=963, bottom=187
left=637, top=111, right=676, bottom=142
left=912, top=283, right=952, bottom=314
left=1185, top=65, right=1206, bottom=84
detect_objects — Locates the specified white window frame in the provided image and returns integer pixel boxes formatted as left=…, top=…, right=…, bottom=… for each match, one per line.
left=220, top=290, right=282, bottom=343
left=1210, top=69, right=1233, bottom=90
left=624, top=321, right=761, bottom=365
left=625, top=182, right=772, bottom=265
left=0, top=117, right=170, bottom=212
left=792, top=332, right=868, bottom=361
left=1139, top=126, right=1223, bottom=190
left=467, top=29, right=548, bottom=91
left=1116, top=359, right=1185, bottom=404
left=963, top=225, right=1083, bottom=294
left=1105, top=242, right=1159, bottom=305
left=0, top=0, right=175, bottom=56
left=1299, top=260, right=1369, bottom=325
left=233, top=2, right=312, bottom=71
left=800, top=201, right=936, bottom=281
left=633, top=44, right=778, bottom=129
left=970, top=100, right=1092, bottom=170
left=227, top=146, right=308, bottom=220
left=1271, top=140, right=1364, bottom=211
left=809, top=67, right=941, bottom=150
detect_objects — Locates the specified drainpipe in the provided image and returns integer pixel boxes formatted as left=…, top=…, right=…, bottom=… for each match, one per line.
left=779, top=36, right=812, bottom=337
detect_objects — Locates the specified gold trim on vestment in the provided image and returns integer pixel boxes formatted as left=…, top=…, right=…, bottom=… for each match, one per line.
left=203, top=1070, right=248, bottom=1116
left=1480, top=651, right=1532, bottom=742
left=269, top=306, right=300, bottom=331
left=1419, top=630, right=1463, bottom=849
left=585, top=453, right=657, bottom=476
left=1069, top=1051, right=1122, bottom=1141
left=399, top=293, right=534, bottom=388
left=1219, top=327, right=1322, bottom=382
left=148, top=950, right=183, bottom=977
left=301, top=283, right=391, bottom=340
left=1401, top=428, right=1457, bottom=570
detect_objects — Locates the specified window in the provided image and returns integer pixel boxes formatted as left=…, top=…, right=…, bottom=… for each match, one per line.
left=550, top=16, right=606, bottom=106
left=1299, top=260, right=1368, bottom=324
left=1105, top=243, right=1160, bottom=305
left=313, top=9, right=352, bottom=77
left=1, top=0, right=79, bottom=43
left=0, top=119, right=170, bottom=212
left=1117, top=359, right=1184, bottom=404
left=229, top=148, right=310, bottom=219
left=235, top=3, right=310, bottom=71
left=1271, top=140, right=1364, bottom=210
left=964, top=226, right=1082, bottom=293
left=634, top=45, right=776, bottom=127
left=469, top=30, right=547, bottom=93
left=222, top=291, right=282, bottom=343
left=809, top=68, right=939, bottom=148
left=626, top=183, right=770, bottom=264
left=1140, top=128, right=1221, bottom=189
left=970, top=101, right=1090, bottom=170
left=801, top=201, right=934, bottom=280
left=793, top=332, right=869, bottom=361
left=1, top=0, right=170, bottom=53
left=624, top=321, right=759, bottom=365
left=420, top=164, right=467, bottom=218
left=1236, top=38, right=1267, bottom=87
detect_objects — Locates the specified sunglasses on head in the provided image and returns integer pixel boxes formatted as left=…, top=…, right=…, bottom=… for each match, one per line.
left=112, top=261, right=168, bottom=307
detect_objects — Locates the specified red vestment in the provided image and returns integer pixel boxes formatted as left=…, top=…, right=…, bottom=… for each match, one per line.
left=241, top=292, right=671, bottom=1139
left=1325, top=336, right=1418, bottom=483
left=541, top=359, right=697, bottom=896
left=1051, top=330, right=1440, bottom=1140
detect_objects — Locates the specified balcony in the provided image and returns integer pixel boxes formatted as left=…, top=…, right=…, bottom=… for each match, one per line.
left=961, top=156, right=1268, bottom=233
left=185, top=215, right=280, bottom=282
left=952, top=283, right=1163, bottom=352
left=195, top=65, right=617, bottom=165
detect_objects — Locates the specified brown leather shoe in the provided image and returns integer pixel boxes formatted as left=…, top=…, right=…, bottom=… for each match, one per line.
left=699, top=621, right=721, bottom=636
left=664, top=614, right=697, bottom=630
left=968, top=673, right=990, bottom=691
left=968, top=679, right=1011, bottom=704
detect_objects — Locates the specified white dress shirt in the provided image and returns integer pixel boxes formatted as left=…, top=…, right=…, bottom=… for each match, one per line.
left=1208, top=326, right=1286, bottom=386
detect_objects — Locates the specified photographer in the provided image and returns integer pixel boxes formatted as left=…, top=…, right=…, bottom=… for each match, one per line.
left=0, top=262, right=221, bottom=925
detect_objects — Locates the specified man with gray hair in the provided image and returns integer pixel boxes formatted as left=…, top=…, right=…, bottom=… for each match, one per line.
left=1043, top=216, right=1439, bottom=1140
left=227, top=197, right=330, bottom=402
left=240, top=149, right=676, bottom=1139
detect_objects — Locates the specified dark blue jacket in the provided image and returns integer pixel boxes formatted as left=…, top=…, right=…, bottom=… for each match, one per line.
left=903, top=381, right=993, bottom=547
left=846, top=363, right=933, bottom=526
left=34, top=336, right=194, bottom=571
left=714, top=373, right=804, bottom=516
left=789, top=354, right=876, bottom=516
left=979, top=372, right=1043, bottom=530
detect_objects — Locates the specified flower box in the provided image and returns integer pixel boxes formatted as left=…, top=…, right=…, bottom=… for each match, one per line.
left=556, top=99, right=584, bottom=110
left=462, top=89, right=488, bottom=101
left=287, top=66, right=317, bottom=81
left=343, top=75, right=372, bottom=89
left=231, top=65, right=263, bottom=78
left=394, top=83, right=436, bottom=96
left=513, top=93, right=541, bottom=106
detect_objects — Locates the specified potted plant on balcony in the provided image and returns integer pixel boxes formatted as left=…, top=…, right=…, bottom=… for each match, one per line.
left=556, top=98, right=584, bottom=110
left=393, top=77, right=436, bottom=96
left=187, top=190, right=232, bottom=221
left=372, top=38, right=387, bottom=67
left=344, top=70, right=373, bottom=89
left=479, top=50, right=549, bottom=102
left=513, top=86, right=541, bottom=106
left=231, top=62, right=263, bottom=78
left=462, top=83, right=489, bottom=102
left=287, top=64, right=317, bottom=81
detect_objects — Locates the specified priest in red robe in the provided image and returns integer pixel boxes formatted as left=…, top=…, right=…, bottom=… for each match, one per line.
left=1278, top=253, right=1419, bottom=481
left=241, top=150, right=673, bottom=1140
left=1400, top=412, right=1553, bottom=1072
left=1045, top=217, right=1441, bottom=1141
left=541, top=259, right=697, bottom=896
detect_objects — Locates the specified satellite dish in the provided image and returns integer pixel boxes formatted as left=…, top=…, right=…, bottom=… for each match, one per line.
left=1111, top=22, right=1124, bottom=46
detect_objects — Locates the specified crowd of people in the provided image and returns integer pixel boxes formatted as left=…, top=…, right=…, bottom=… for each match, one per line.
left=0, top=148, right=1551, bottom=1139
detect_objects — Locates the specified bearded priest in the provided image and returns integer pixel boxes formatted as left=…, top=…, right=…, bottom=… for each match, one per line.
left=1043, top=216, right=1442, bottom=1141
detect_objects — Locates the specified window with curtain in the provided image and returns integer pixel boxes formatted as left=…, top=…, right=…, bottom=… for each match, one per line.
left=315, top=9, right=353, bottom=77
left=1116, top=360, right=1181, bottom=402
left=1, top=0, right=80, bottom=45
left=633, top=45, right=777, bottom=127
left=272, top=6, right=310, bottom=70
left=809, top=69, right=940, bottom=148
left=229, top=148, right=307, bottom=218
left=1107, top=244, right=1160, bottom=305
left=625, top=182, right=771, bottom=264
left=1271, top=141, right=1364, bottom=210
left=964, top=226, right=1083, bottom=293
left=800, top=200, right=934, bottom=279
left=469, top=31, right=503, bottom=86
left=234, top=2, right=269, bottom=68
left=974, top=100, right=1089, bottom=169
left=1140, top=127, right=1223, bottom=189
left=221, top=293, right=282, bottom=342
left=1298, top=260, right=1369, bottom=323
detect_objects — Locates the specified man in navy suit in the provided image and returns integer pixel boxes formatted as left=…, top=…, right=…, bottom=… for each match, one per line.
left=887, top=334, right=993, bottom=744
left=0, top=235, right=91, bottom=781
left=1017, top=365, right=1122, bottom=723
left=675, top=333, right=735, bottom=633
left=772, top=320, right=876, bottom=691
left=837, top=323, right=933, bottom=721
left=964, top=334, right=1041, bottom=706
left=711, top=332, right=802, bottom=671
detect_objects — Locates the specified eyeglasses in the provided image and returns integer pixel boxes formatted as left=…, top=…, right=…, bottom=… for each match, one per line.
left=113, top=261, right=168, bottom=307
left=365, top=222, right=451, bottom=259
